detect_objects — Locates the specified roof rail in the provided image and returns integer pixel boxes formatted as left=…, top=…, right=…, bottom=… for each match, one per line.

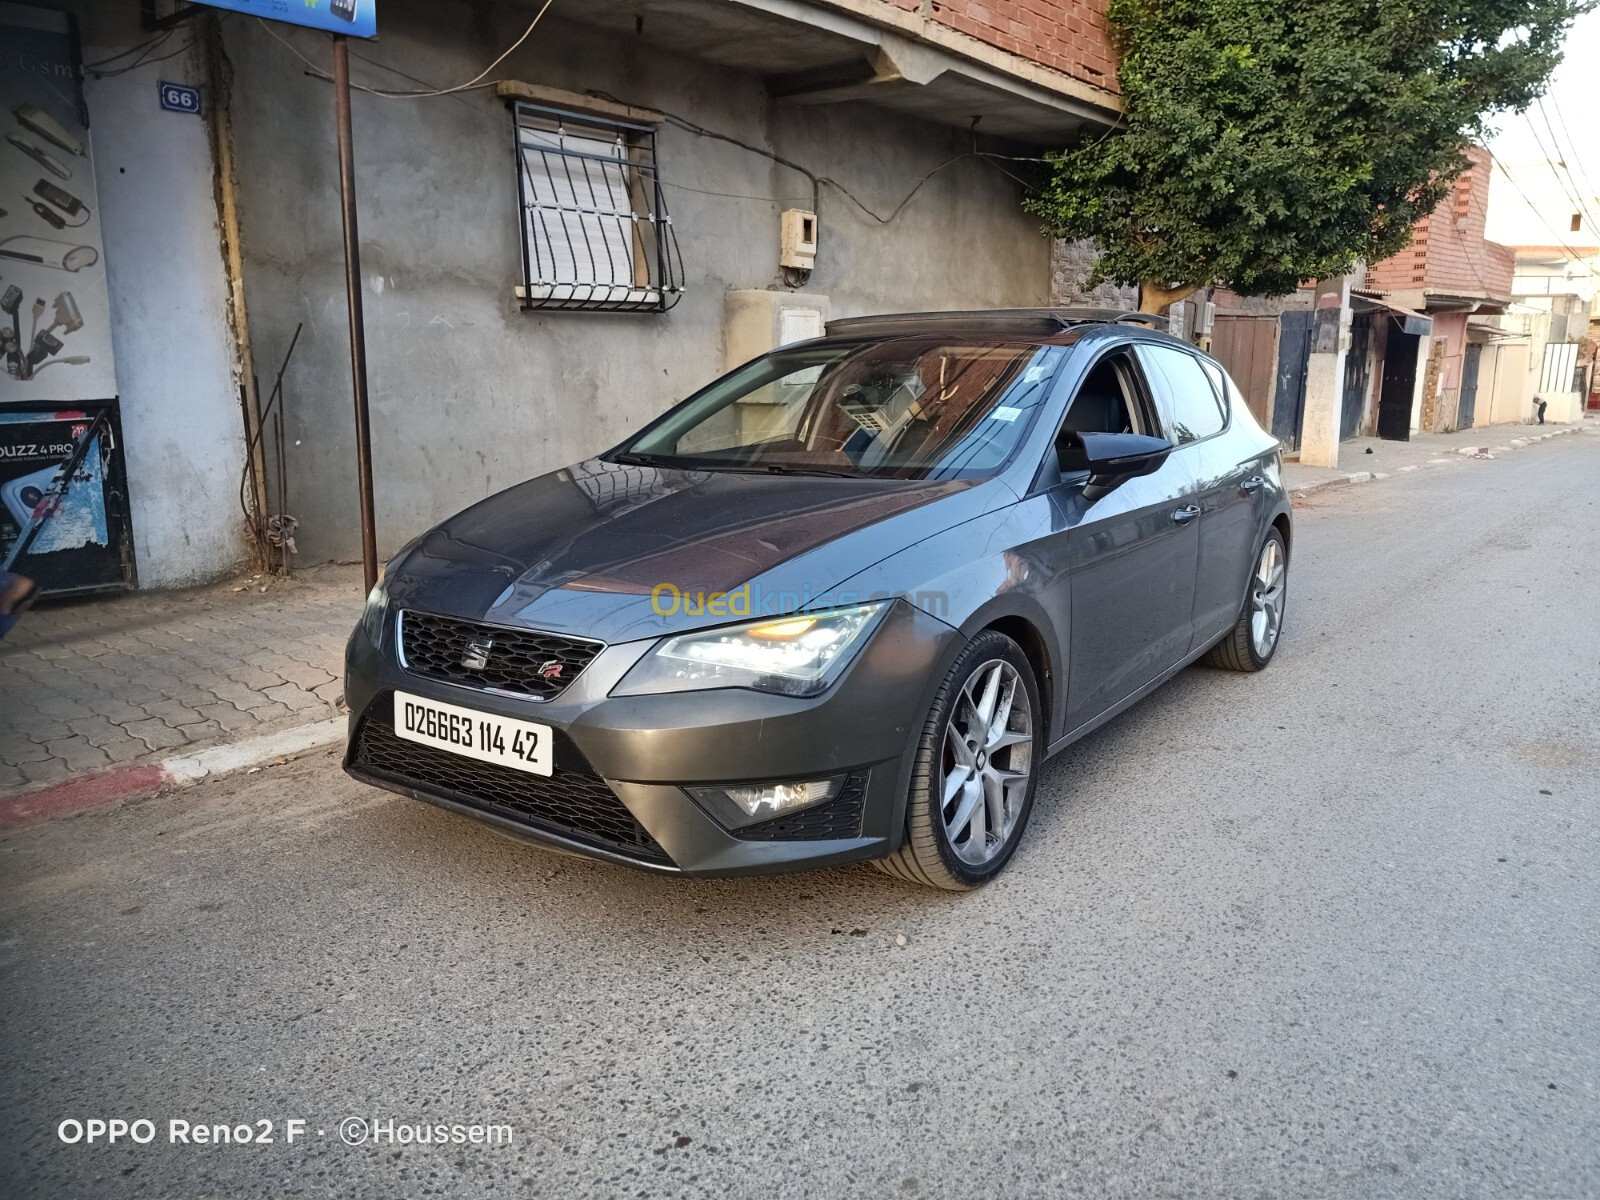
left=823, top=307, right=1169, bottom=338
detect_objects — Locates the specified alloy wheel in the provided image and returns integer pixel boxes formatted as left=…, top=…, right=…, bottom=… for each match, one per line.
left=1250, top=538, right=1285, bottom=659
left=940, top=659, right=1034, bottom=866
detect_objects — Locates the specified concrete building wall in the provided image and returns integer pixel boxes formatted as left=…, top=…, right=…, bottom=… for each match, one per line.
left=222, top=0, right=1052, bottom=563
left=45, top=3, right=248, bottom=587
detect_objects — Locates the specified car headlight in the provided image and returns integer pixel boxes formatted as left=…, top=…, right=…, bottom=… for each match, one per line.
left=612, top=602, right=889, bottom=698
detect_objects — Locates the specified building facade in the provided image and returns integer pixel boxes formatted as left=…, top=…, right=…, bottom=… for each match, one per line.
left=5, top=0, right=1121, bottom=591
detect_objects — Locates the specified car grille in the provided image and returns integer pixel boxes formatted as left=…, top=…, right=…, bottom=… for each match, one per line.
left=398, top=610, right=602, bottom=701
left=349, top=704, right=671, bottom=866
left=735, top=774, right=868, bottom=841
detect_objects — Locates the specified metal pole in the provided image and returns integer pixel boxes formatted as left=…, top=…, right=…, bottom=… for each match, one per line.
left=333, top=34, right=378, bottom=594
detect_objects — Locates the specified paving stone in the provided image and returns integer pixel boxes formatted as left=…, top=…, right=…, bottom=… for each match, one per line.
left=43, top=736, right=111, bottom=773
left=144, top=699, right=206, bottom=727
left=171, top=719, right=227, bottom=745
left=194, top=702, right=261, bottom=734
left=276, top=661, right=336, bottom=689
left=122, top=719, right=188, bottom=753
left=0, top=735, right=52, bottom=764
left=245, top=701, right=296, bottom=726
left=67, top=715, right=131, bottom=749
left=16, top=756, right=69, bottom=787
left=209, top=681, right=276, bottom=711
left=262, top=683, right=326, bottom=712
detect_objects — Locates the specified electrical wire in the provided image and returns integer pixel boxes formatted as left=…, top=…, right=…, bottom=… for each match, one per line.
left=1542, top=98, right=1598, bottom=201
left=258, top=20, right=1047, bottom=228
left=1532, top=97, right=1600, bottom=236
left=1491, top=159, right=1600, bottom=273
left=1521, top=111, right=1600, bottom=240
left=82, top=28, right=174, bottom=70
left=86, top=31, right=196, bottom=79
left=256, top=1, right=552, bottom=99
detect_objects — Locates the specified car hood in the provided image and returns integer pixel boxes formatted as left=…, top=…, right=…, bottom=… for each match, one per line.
left=386, top=458, right=1008, bottom=644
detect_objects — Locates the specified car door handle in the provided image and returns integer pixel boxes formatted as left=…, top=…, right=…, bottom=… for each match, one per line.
left=1240, top=476, right=1265, bottom=494
left=1170, top=505, right=1201, bottom=525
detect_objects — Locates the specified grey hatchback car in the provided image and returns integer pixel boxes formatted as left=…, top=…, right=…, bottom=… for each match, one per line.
left=344, top=308, right=1291, bottom=889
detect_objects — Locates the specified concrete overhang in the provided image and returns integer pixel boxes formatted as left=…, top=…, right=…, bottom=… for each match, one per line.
left=1383, top=289, right=1510, bottom=315
left=522, top=0, right=1121, bottom=143
left=1351, top=293, right=1432, bottom=336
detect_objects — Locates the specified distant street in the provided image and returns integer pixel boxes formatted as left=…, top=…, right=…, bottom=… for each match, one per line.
left=3, top=434, right=1598, bottom=1199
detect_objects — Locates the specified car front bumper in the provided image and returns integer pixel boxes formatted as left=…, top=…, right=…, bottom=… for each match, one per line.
left=342, top=600, right=958, bottom=877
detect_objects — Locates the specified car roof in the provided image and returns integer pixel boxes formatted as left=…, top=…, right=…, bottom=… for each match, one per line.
left=822, top=308, right=1169, bottom=340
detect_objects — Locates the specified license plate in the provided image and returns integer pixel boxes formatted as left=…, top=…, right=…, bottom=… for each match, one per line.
left=393, top=691, right=552, bottom=776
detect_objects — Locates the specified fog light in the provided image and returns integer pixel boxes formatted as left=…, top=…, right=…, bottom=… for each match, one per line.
left=688, top=776, right=843, bottom=828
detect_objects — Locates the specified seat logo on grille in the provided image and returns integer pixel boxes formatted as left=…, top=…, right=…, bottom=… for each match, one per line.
left=460, top=637, right=494, bottom=670
left=538, top=660, right=564, bottom=680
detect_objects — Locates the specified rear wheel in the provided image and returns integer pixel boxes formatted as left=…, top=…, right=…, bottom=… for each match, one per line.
left=875, top=630, right=1041, bottom=890
left=1204, top=528, right=1287, bottom=672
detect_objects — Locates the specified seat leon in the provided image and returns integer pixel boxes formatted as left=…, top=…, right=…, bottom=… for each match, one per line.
left=345, top=308, right=1291, bottom=889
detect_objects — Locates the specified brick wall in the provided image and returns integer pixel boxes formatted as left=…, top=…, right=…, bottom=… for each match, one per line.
left=1366, top=147, right=1514, bottom=299
left=911, top=0, right=1119, bottom=92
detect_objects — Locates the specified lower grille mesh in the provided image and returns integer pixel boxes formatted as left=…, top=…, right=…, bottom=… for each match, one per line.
left=351, top=710, right=671, bottom=865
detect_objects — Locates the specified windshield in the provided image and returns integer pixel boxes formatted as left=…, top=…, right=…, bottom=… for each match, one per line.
left=613, top=338, right=1064, bottom=480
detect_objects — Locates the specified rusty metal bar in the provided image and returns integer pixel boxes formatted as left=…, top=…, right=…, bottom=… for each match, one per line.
left=333, top=34, right=378, bottom=594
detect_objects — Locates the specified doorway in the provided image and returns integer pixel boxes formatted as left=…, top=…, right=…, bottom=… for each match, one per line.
left=1272, top=310, right=1313, bottom=449
left=1457, top=342, right=1483, bottom=429
left=1376, top=319, right=1419, bottom=441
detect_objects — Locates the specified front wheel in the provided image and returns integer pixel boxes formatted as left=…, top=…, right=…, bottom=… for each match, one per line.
left=875, top=630, right=1042, bottom=890
left=1204, top=528, right=1287, bottom=672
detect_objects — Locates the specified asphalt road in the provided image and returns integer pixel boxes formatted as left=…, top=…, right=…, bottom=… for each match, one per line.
left=3, top=434, right=1598, bottom=1199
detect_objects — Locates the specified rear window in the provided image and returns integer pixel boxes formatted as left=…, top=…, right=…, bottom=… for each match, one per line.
left=1137, top=344, right=1227, bottom=443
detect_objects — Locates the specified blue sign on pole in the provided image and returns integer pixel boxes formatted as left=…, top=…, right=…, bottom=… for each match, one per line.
left=187, top=0, right=378, bottom=39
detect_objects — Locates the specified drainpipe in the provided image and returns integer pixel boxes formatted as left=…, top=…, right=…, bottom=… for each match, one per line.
left=202, top=11, right=270, bottom=569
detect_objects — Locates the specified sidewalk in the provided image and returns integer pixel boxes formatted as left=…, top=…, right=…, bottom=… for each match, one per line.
left=1, top=565, right=361, bottom=795
left=1282, top=419, right=1592, bottom=497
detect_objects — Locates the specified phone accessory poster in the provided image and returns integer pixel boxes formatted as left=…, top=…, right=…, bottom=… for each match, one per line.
left=0, top=2, right=118, bottom=405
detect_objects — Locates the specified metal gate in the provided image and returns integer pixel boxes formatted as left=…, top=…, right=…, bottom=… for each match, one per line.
left=1209, top=315, right=1277, bottom=430
left=1341, top=315, right=1372, bottom=440
left=1457, top=343, right=1482, bottom=429
left=1272, top=310, right=1313, bottom=449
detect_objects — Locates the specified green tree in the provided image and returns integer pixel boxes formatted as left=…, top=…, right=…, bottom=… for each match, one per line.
left=1030, top=0, right=1588, bottom=312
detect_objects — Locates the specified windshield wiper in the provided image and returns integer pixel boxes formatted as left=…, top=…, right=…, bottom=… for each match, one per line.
left=758, top=462, right=861, bottom=478
left=608, top=451, right=685, bottom=469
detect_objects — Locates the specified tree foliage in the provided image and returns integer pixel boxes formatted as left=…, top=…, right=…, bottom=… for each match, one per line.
left=1029, top=0, right=1588, bottom=308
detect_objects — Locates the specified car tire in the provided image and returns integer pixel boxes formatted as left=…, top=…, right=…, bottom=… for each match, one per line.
left=875, top=630, right=1042, bottom=891
left=1204, top=527, right=1288, bottom=672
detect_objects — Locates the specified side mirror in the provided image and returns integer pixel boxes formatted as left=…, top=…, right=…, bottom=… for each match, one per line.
left=1072, top=432, right=1174, bottom=501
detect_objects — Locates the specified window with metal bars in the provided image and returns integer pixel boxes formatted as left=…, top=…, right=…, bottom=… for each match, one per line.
left=512, top=101, right=684, bottom=313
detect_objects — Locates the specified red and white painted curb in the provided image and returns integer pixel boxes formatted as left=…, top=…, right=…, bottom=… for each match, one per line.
left=0, top=717, right=346, bottom=828
left=1287, top=424, right=1586, bottom=501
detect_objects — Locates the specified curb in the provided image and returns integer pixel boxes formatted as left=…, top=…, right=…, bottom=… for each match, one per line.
left=1288, top=423, right=1586, bottom=501
left=0, top=717, right=346, bottom=829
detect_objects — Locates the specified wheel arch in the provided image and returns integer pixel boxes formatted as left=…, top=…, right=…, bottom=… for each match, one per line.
left=980, top=613, right=1054, bottom=746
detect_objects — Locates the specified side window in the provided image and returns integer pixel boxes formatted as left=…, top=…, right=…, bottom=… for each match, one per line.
left=1055, top=350, right=1147, bottom=472
left=1137, top=345, right=1226, bottom=444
